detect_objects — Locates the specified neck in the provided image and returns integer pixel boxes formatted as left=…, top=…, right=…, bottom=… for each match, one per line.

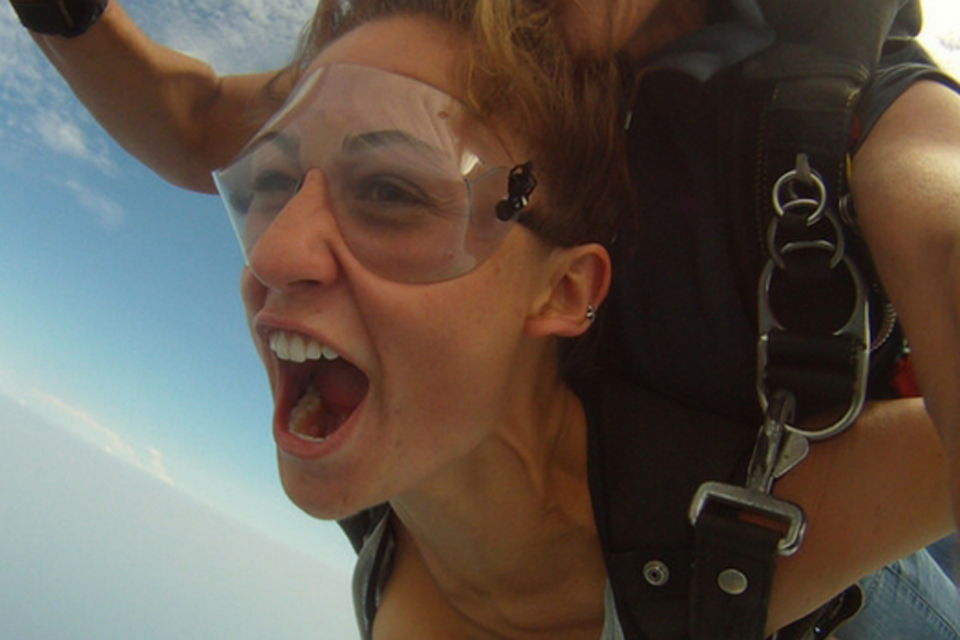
left=389, top=379, right=606, bottom=636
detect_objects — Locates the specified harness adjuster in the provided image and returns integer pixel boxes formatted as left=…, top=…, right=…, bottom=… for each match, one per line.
left=758, top=154, right=871, bottom=440
left=689, top=390, right=808, bottom=556
left=689, top=483, right=806, bottom=557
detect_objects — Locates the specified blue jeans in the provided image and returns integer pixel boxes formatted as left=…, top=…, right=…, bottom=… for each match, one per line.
left=835, top=547, right=960, bottom=639
left=928, top=534, right=960, bottom=581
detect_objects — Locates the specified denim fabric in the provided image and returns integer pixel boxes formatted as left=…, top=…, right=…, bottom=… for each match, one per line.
left=927, top=534, right=960, bottom=584
left=836, top=549, right=960, bottom=639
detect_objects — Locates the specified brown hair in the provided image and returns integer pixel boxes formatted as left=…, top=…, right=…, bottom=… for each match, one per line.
left=290, top=0, right=629, bottom=250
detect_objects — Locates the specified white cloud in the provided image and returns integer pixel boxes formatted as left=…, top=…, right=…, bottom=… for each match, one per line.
left=132, top=0, right=314, bottom=74
left=0, top=400, right=359, bottom=639
left=35, top=110, right=90, bottom=157
left=920, top=0, right=960, bottom=77
left=33, top=109, right=117, bottom=173
left=63, top=179, right=125, bottom=228
left=22, top=389, right=175, bottom=486
left=0, top=0, right=313, bottom=177
left=148, top=446, right=175, bottom=485
left=0, top=8, right=62, bottom=111
left=0, top=9, right=119, bottom=174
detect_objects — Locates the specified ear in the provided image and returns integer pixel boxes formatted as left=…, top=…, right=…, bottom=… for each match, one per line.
left=525, top=243, right=612, bottom=338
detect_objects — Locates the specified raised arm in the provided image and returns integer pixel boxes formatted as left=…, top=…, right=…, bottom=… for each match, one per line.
left=850, top=79, right=960, bottom=527
left=768, top=397, right=953, bottom=632
left=18, top=0, right=294, bottom=192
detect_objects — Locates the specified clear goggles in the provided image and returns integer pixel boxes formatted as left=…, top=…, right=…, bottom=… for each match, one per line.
left=213, top=63, right=537, bottom=284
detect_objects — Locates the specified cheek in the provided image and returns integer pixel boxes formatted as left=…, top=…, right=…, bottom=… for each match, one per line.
left=365, top=266, right=529, bottom=411
left=240, top=267, right=266, bottom=317
left=239, top=267, right=271, bottom=366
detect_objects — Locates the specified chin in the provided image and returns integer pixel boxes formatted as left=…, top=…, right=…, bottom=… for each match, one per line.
left=277, top=454, right=375, bottom=521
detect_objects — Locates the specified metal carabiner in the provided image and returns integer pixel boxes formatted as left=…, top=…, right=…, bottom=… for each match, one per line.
left=746, top=390, right=811, bottom=493
left=689, top=390, right=809, bottom=556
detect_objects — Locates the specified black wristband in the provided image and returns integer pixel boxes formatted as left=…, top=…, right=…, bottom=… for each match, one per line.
left=11, top=0, right=109, bottom=38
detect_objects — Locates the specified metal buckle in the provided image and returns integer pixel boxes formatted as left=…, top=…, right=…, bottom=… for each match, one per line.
left=689, top=482, right=807, bottom=556
left=689, top=391, right=808, bottom=556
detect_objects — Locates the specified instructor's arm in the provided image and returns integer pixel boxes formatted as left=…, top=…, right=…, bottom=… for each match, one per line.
left=22, top=0, right=293, bottom=192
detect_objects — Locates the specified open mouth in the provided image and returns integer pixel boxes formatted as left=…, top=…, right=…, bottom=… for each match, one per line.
left=269, top=330, right=370, bottom=443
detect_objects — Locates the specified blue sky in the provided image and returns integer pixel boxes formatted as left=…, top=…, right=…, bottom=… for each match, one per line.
left=0, top=1, right=358, bottom=638
left=0, top=1, right=958, bottom=638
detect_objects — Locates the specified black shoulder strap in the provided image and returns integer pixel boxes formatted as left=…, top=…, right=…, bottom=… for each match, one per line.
left=586, top=376, right=756, bottom=639
left=687, top=2, right=920, bottom=639
left=595, top=2, right=923, bottom=639
left=746, top=0, right=920, bottom=424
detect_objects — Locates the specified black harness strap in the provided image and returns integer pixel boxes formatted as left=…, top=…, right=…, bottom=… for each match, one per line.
left=585, top=376, right=757, bottom=640
left=690, top=513, right=782, bottom=639
left=686, top=2, right=922, bottom=639
left=747, top=0, right=921, bottom=424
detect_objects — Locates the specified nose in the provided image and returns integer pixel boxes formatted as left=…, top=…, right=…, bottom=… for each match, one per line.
left=246, top=168, right=342, bottom=293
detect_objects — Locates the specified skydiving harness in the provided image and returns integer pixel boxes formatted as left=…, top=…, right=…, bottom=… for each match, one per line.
left=688, top=1, right=925, bottom=637
left=594, top=1, right=925, bottom=639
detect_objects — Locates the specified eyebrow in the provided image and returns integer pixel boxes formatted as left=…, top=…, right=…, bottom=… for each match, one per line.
left=341, top=129, right=443, bottom=158
left=249, top=131, right=300, bottom=162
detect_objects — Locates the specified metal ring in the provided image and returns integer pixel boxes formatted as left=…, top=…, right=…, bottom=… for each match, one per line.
left=772, top=167, right=828, bottom=226
left=766, top=206, right=846, bottom=271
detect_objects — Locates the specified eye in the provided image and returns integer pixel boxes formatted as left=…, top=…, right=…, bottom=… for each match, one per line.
left=244, top=169, right=303, bottom=219
left=251, top=169, right=301, bottom=194
left=353, top=175, right=432, bottom=207
left=343, top=175, right=441, bottom=233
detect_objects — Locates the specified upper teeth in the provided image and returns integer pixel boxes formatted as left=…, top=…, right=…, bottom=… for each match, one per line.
left=269, top=331, right=340, bottom=363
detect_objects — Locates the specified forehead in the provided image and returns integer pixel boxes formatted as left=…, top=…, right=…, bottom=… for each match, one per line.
left=309, top=15, right=471, bottom=103
left=302, top=14, right=528, bottom=164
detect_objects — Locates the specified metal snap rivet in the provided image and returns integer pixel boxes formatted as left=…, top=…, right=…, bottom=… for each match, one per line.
left=718, top=568, right=749, bottom=595
left=642, top=560, right=670, bottom=587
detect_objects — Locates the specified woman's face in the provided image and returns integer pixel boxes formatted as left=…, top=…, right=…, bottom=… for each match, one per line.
left=239, top=16, right=562, bottom=519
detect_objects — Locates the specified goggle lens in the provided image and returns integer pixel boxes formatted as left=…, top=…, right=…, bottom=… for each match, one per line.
left=213, top=64, right=531, bottom=284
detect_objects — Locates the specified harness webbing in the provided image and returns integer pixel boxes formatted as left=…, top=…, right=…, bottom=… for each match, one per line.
left=686, top=1, right=922, bottom=638
left=691, top=513, right=781, bottom=638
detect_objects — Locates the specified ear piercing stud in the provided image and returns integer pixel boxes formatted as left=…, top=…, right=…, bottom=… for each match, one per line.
left=586, top=304, right=596, bottom=322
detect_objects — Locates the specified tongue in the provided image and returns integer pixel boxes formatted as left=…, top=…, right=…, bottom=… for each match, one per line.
left=315, top=358, right=369, bottom=413
left=288, top=360, right=369, bottom=441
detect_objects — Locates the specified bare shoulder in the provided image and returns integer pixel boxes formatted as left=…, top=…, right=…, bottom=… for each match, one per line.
left=851, top=80, right=960, bottom=233
left=858, top=79, right=960, bottom=153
